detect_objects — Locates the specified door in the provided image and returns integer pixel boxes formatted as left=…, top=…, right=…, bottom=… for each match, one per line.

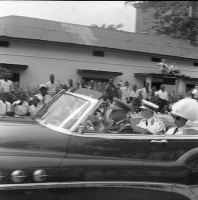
left=58, top=133, right=173, bottom=200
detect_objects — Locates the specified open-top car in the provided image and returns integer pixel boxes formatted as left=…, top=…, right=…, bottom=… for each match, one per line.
left=0, top=89, right=198, bottom=200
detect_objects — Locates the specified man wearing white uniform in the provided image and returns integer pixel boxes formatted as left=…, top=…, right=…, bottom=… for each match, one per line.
left=136, top=100, right=166, bottom=135
left=166, top=98, right=198, bottom=135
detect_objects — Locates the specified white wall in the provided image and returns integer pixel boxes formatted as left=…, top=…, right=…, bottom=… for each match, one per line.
left=0, top=39, right=198, bottom=91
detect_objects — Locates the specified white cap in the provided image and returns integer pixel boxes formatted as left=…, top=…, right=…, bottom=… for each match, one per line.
left=39, top=84, right=47, bottom=90
left=171, top=98, right=198, bottom=121
left=140, top=100, right=159, bottom=112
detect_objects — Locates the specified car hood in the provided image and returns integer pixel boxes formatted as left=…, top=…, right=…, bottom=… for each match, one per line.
left=0, top=121, right=69, bottom=155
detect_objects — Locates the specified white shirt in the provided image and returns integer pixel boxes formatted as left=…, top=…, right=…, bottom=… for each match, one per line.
left=130, top=90, right=139, bottom=98
left=166, top=125, right=188, bottom=135
left=12, top=100, right=29, bottom=116
left=136, top=116, right=166, bottom=135
left=0, top=100, right=11, bottom=115
left=28, top=104, right=42, bottom=116
left=45, top=81, right=59, bottom=97
left=137, top=88, right=152, bottom=100
left=120, top=86, right=131, bottom=102
left=0, top=79, right=14, bottom=93
left=192, top=88, right=198, bottom=99
left=35, top=94, right=52, bottom=105
left=155, top=90, right=168, bottom=100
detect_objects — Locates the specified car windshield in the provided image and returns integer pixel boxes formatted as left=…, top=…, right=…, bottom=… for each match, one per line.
left=35, top=91, right=91, bottom=129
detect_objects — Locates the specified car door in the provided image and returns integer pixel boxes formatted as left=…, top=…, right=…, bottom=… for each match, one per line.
left=164, top=135, right=198, bottom=183
left=58, top=133, right=173, bottom=200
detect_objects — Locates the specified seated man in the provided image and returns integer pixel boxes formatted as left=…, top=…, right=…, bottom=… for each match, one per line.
left=83, top=97, right=132, bottom=132
left=135, top=100, right=166, bottom=135
left=166, top=98, right=198, bottom=135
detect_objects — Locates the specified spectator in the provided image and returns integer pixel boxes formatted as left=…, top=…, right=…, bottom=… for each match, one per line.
left=137, top=82, right=152, bottom=100
left=0, top=93, right=11, bottom=115
left=88, top=80, right=96, bottom=90
left=45, top=74, right=59, bottom=97
left=12, top=92, right=29, bottom=116
left=28, top=95, right=42, bottom=116
left=130, top=84, right=139, bottom=102
left=0, top=72, right=15, bottom=103
left=106, top=78, right=119, bottom=103
left=192, top=84, right=198, bottom=100
left=68, top=79, right=74, bottom=91
left=116, top=81, right=122, bottom=99
left=80, top=79, right=87, bottom=88
left=168, top=62, right=183, bottom=76
left=120, top=81, right=131, bottom=103
left=157, top=58, right=169, bottom=75
left=154, top=84, right=169, bottom=112
left=35, top=84, right=52, bottom=106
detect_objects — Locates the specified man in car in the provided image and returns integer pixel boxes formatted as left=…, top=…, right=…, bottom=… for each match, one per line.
left=84, top=97, right=132, bottom=132
left=166, top=98, right=198, bottom=135
left=135, top=100, right=166, bottom=135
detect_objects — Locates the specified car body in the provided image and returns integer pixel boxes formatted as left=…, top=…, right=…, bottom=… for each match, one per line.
left=0, top=89, right=198, bottom=200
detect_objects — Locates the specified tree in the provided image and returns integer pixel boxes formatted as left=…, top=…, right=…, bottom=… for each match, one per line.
left=91, top=23, right=124, bottom=30
left=125, top=1, right=198, bottom=46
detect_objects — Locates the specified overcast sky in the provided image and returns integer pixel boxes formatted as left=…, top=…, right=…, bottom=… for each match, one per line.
left=0, top=1, right=136, bottom=32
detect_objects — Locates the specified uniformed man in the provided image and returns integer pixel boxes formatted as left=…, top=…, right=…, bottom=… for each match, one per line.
left=166, top=98, right=198, bottom=135
left=83, top=97, right=132, bottom=132
left=135, top=100, right=166, bottom=135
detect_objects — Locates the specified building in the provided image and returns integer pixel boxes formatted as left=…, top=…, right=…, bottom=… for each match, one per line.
left=0, top=15, right=198, bottom=94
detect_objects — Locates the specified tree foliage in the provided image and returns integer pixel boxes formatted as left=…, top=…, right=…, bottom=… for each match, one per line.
left=91, top=23, right=124, bottom=30
left=125, top=1, right=198, bottom=46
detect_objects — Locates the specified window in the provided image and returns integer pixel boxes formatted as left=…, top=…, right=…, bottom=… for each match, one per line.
left=93, top=50, right=104, bottom=57
left=0, top=41, right=9, bottom=47
left=151, top=57, right=161, bottom=62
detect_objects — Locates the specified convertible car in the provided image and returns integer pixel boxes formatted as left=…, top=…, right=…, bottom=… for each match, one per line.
left=0, top=89, right=198, bottom=200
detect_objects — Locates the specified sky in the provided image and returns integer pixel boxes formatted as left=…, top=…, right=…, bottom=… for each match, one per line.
left=0, top=1, right=136, bottom=32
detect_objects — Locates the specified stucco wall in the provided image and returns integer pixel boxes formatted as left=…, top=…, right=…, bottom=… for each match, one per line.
left=0, top=39, right=198, bottom=92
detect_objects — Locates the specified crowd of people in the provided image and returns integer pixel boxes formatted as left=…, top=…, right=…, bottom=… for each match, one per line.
left=0, top=71, right=197, bottom=118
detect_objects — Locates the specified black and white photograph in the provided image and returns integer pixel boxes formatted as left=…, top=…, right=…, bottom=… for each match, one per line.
left=0, top=1, right=198, bottom=200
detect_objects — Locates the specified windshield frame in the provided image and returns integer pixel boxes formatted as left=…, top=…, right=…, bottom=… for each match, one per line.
left=35, top=90, right=99, bottom=134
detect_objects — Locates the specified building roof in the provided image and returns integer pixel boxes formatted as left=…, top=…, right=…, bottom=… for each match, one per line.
left=0, top=15, right=198, bottom=60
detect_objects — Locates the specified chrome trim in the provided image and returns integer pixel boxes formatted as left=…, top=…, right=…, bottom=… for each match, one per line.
left=0, top=181, right=197, bottom=199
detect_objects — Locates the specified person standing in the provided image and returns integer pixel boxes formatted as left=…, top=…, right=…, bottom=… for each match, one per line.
left=106, top=78, right=119, bottom=103
left=137, top=82, right=152, bottom=100
left=45, top=74, right=59, bottom=97
left=0, top=93, right=11, bottom=115
left=0, top=72, right=15, bottom=103
left=154, top=84, right=169, bottom=113
left=120, top=81, right=131, bottom=103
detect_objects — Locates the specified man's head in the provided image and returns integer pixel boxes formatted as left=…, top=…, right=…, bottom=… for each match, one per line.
left=109, top=78, right=113, bottom=85
left=39, top=84, right=48, bottom=96
left=68, top=79, right=73, bottom=87
left=171, top=98, right=198, bottom=127
left=140, top=100, right=159, bottom=119
left=145, top=82, right=149, bottom=88
left=160, top=84, right=165, bottom=91
left=125, top=81, right=129, bottom=87
left=133, top=85, right=137, bottom=91
left=49, top=74, right=55, bottom=83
